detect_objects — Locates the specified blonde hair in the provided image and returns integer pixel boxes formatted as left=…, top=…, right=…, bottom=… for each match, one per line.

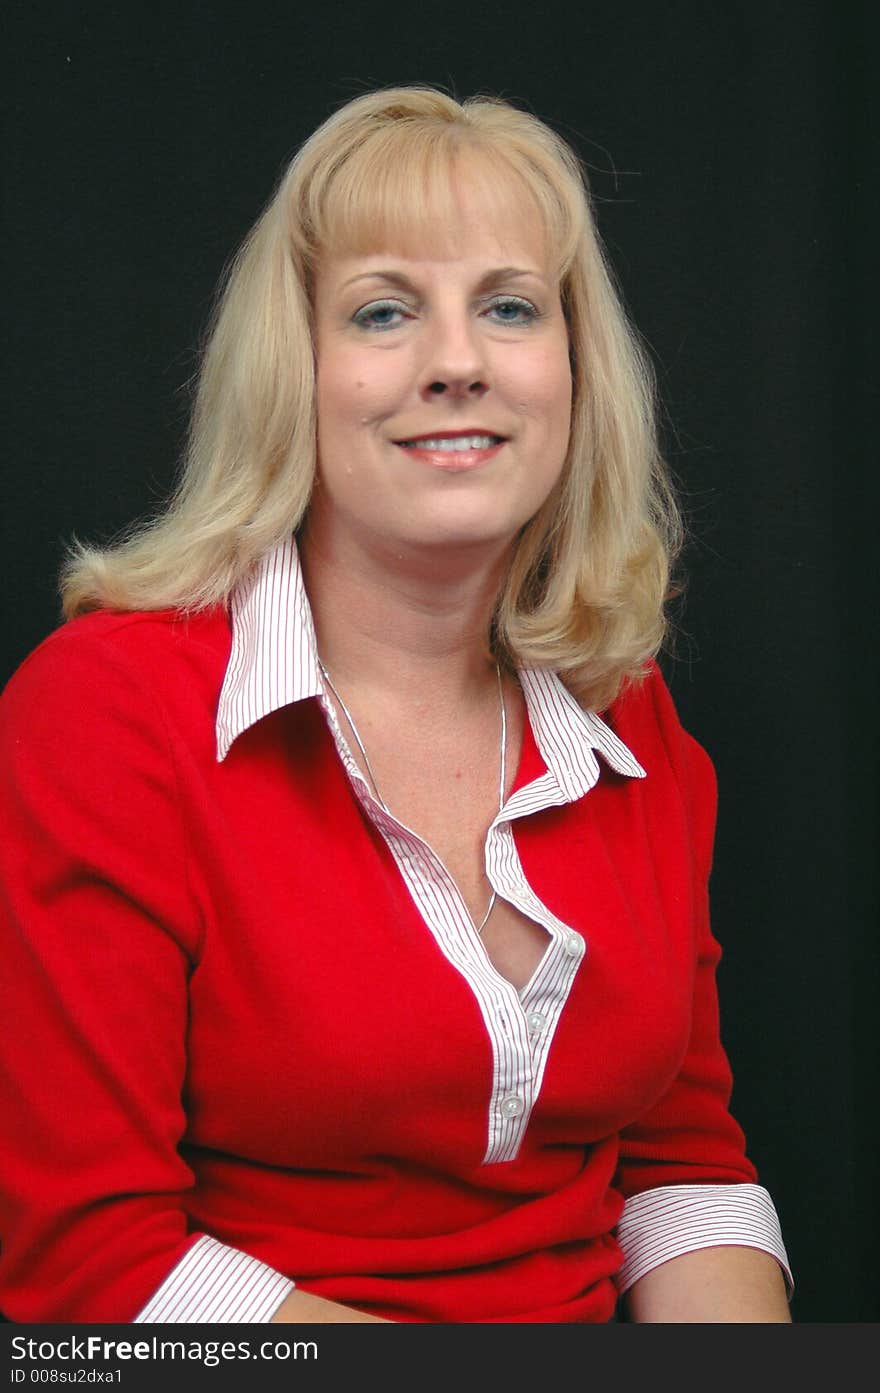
left=61, top=85, right=680, bottom=710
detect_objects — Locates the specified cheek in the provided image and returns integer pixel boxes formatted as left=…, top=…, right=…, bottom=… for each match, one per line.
left=509, top=344, right=572, bottom=428
left=315, top=361, right=355, bottom=440
left=317, top=351, right=407, bottom=435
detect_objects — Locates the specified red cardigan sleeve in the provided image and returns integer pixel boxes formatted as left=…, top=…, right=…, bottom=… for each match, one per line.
left=609, top=664, right=759, bottom=1197
left=0, top=621, right=205, bottom=1321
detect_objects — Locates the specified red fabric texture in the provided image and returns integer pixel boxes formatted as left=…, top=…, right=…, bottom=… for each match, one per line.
left=0, top=608, right=756, bottom=1322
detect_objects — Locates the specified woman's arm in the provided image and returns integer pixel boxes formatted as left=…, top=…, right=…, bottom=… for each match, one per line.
left=274, top=1250, right=791, bottom=1324
left=270, top=1290, right=389, bottom=1323
left=609, top=669, right=793, bottom=1310
left=625, top=1245, right=791, bottom=1322
left=0, top=624, right=390, bottom=1325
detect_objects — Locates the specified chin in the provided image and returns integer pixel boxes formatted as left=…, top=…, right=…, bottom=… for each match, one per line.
left=406, top=500, right=539, bottom=547
left=400, top=519, right=523, bottom=554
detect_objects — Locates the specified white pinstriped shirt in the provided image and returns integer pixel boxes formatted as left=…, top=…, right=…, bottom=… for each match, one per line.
left=135, top=536, right=791, bottom=1322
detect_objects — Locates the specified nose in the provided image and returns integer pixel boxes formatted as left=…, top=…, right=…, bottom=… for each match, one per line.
left=419, top=308, right=489, bottom=400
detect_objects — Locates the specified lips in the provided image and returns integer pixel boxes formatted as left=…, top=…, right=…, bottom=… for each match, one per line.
left=398, top=436, right=502, bottom=452
left=394, top=432, right=507, bottom=449
left=393, top=433, right=508, bottom=472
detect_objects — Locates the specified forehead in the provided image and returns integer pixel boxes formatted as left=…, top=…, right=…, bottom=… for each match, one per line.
left=317, top=234, right=551, bottom=305
left=311, top=144, right=560, bottom=273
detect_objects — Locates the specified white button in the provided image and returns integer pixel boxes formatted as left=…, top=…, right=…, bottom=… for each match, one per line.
left=499, top=1094, right=524, bottom=1119
left=527, top=1011, right=547, bottom=1036
left=565, top=933, right=582, bottom=956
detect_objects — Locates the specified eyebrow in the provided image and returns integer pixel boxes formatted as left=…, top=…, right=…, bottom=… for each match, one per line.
left=340, top=266, right=547, bottom=293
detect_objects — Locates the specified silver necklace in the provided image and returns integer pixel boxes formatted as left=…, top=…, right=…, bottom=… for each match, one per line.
left=318, top=659, right=507, bottom=935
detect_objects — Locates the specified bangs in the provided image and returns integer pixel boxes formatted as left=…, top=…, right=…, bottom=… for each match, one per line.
left=298, top=127, right=582, bottom=275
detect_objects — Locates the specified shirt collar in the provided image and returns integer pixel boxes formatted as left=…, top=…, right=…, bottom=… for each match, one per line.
left=216, top=533, right=322, bottom=761
left=216, top=535, right=646, bottom=795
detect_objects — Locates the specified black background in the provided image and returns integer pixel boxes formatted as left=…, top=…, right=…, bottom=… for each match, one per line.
left=4, top=1, right=877, bottom=1322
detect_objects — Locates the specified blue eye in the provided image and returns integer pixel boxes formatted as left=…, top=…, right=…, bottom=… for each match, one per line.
left=352, top=299, right=409, bottom=331
left=485, top=296, right=541, bottom=325
left=351, top=294, right=542, bottom=331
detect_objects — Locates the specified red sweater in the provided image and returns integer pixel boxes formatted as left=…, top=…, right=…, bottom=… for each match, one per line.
left=0, top=575, right=775, bottom=1323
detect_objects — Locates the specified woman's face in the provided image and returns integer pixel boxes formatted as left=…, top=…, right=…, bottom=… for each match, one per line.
left=308, top=178, right=573, bottom=568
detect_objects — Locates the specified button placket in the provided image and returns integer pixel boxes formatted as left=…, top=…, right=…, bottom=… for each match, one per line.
left=310, top=629, right=640, bottom=1164
left=320, top=684, right=591, bottom=1169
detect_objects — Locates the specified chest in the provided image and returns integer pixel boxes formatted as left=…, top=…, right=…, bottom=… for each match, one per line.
left=181, top=703, right=699, bottom=1171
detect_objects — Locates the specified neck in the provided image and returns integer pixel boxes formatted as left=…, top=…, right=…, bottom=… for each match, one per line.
left=298, top=520, right=512, bottom=705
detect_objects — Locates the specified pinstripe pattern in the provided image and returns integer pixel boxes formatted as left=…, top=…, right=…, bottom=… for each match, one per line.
left=217, top=538, right=321, bottom=761
left=134, top=1235, right=293, bottom=1323
left=614, top=1183, right=793, bottom=1296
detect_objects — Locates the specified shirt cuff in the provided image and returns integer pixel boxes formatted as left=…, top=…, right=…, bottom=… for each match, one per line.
left=133, top=1235, right=294, bottom=1322
left=614, top=1183, right=793, bottom=1298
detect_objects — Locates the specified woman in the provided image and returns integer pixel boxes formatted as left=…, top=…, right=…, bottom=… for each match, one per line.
left=0, top=86, right=792, bottom=1323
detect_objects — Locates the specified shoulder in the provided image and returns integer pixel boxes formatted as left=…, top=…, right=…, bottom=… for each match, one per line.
left=0, top=612, right=212, bottom=965
left=1, top=607, right=232, bottom=763
left=3, top=607, right=231, bottom=709
left=604, top=661, right=718, bottom=854
left=605, top=661, right=711, bottom=770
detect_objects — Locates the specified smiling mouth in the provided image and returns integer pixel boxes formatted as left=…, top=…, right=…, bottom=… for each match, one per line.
left=394, top=433, right=506, bottom=450
left=392, top=434, right=508, bottom=472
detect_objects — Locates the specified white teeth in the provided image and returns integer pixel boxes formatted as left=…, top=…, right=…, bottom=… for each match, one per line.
left=398, top=435, right=501, bottom=451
